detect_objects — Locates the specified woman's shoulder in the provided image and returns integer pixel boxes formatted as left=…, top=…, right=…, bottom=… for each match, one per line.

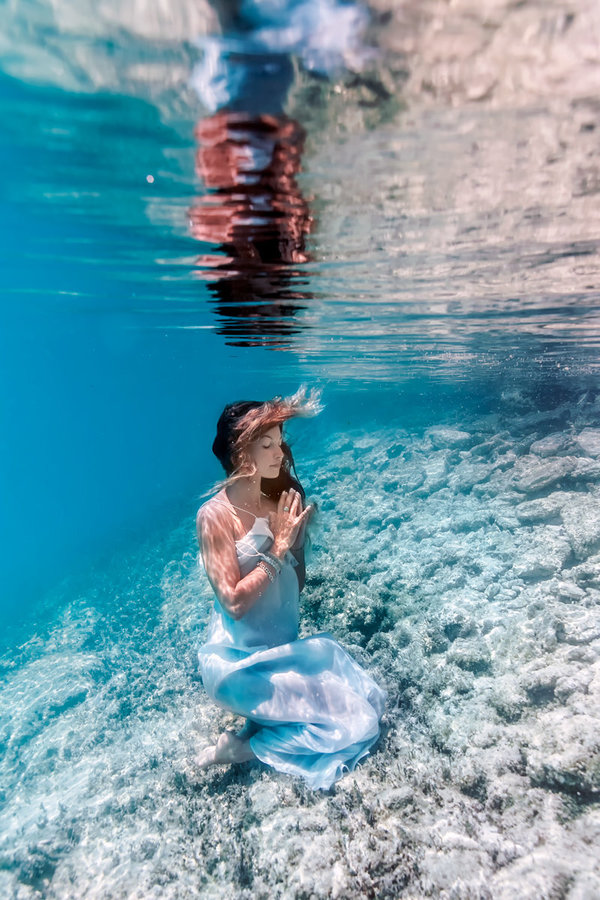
left=196, top=492, right=233, bottom=530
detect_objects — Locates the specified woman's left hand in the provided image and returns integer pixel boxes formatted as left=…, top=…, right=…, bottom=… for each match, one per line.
left=268, top=489, right=313, bottom=558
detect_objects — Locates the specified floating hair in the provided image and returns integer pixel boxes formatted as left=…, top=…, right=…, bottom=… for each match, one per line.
left=231, top=385, right=323, bottom=457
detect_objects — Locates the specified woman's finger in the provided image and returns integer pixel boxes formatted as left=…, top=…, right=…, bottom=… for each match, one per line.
left=298, top=503, right=312, bottom=523
left=283, top=491, right=296, bottom=515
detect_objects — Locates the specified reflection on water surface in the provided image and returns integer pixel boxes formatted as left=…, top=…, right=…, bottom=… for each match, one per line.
left=189, top=112, right=312, bottom=347
left=3, top=0, right=599, bottom=382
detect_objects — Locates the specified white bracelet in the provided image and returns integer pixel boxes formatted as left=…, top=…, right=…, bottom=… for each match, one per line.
left=257, top=560, right=275, bottom=582
left=260, top=550, right=283, bottom=573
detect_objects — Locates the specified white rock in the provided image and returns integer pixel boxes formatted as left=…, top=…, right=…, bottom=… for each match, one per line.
left=526, top=709, right=600, bottom=797
left=398, top=458, right=426, bottom=491
left=420, top=848, right=491, bottom=894
left=447, top=460, right=496, bottom=492
left=419, top=452, right=450, bottom=493
left=568, top=871, right=600, bottom=900
left=550, top=579, right=587, bottom=603
left=575, top=428, right=600, bottom=458
left=574, top=457, right=600, bottom=481
left=427, top=427, right=472, bottom=449
left=512, top=456, right=577, bottom=493
left=492, top=847, right=582, bottom=900
left=530, top=433, right=574, bottom=457
left=515, top=496, right=563, bottom=524
left=561, top=495, right=600, bottom=560
left=435, top=828, right=480, bottom=851
left=555, top=670, right=593, bottom=702
left=571, top=552, right=600, bottom=589
left=521, top=664, right=563, bottom=701
left=512, top=526, right=571, bottom=580
left=556, top=607, right=600, bottom=645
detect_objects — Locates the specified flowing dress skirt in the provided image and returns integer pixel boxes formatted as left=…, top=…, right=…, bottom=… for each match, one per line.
left=200, top=632, right=386, bottom=790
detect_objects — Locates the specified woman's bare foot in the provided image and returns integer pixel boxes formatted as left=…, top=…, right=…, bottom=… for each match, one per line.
left=196, top=731, right=255, bottom=769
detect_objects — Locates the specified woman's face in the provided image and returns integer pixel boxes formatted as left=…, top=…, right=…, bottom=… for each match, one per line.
left=249, top=425, right=284, bottom=479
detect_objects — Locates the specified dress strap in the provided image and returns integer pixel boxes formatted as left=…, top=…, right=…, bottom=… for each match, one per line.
left=207, top=494, right=258, bottom=518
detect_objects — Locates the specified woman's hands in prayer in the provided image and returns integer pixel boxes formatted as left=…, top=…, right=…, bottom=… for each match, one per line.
left=269, top=489, right=313, bottom=558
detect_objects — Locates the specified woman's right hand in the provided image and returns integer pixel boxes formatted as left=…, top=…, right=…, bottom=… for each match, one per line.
left=268, top=489, right=313, bottom=558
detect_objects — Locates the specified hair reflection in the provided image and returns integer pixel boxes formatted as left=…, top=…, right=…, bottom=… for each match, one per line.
left=189, top=111, right=313, bottom=348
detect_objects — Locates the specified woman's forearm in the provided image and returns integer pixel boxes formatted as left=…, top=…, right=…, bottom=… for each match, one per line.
left=221, top=561, right=277, bottom=620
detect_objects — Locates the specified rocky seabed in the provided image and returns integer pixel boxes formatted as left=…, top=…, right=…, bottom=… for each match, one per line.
left=1, top=391, right=599, bottom=899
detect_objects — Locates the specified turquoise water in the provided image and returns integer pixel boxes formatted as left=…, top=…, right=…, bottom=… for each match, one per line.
left=3, top=68, right=598, bottom=615
left=1, top=2, right=600, bottom=895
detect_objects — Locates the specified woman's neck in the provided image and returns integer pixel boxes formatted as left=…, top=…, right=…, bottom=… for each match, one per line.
left=226, top=477, right=263, bottom=515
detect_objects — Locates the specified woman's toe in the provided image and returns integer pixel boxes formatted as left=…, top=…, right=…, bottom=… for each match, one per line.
left=196, top=745, right=217, bottom=768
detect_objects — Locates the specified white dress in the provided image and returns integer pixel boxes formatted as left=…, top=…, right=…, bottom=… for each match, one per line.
left=197, top=493, right=386, bottom=790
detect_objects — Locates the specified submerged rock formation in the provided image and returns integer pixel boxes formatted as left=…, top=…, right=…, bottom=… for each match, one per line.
left=1, top=388, right=599, bottom=897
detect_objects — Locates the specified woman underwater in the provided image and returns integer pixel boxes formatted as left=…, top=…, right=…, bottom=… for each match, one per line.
left=196, top=387, right=386, bottom=790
